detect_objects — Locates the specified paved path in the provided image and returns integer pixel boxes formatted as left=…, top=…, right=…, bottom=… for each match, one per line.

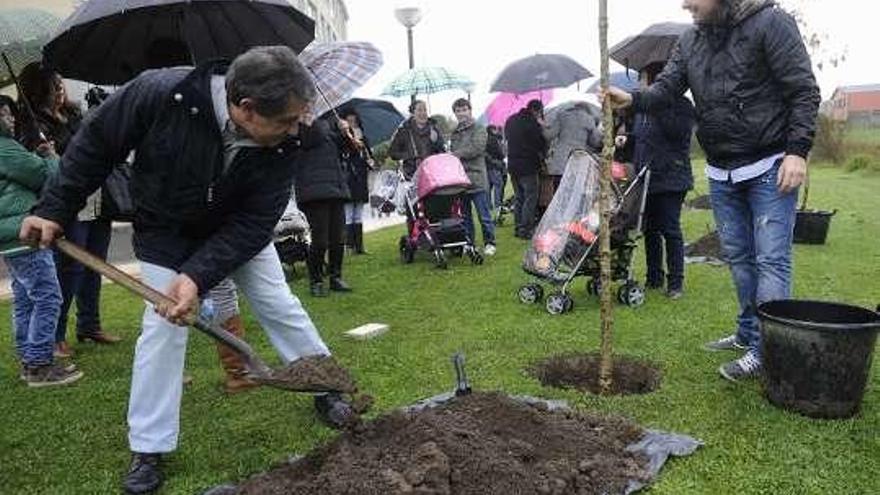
left=0, top=212, right=404, bottom=300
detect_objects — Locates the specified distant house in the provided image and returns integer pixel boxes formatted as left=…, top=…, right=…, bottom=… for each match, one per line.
left=826, top=84, right=880, bottom=127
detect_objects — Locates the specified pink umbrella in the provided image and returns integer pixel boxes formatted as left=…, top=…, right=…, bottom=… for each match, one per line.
left=483, top=90, right=554, bottom=127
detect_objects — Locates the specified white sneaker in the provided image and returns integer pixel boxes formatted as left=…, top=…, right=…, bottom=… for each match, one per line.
left=483, top=244, right=497, bottom=256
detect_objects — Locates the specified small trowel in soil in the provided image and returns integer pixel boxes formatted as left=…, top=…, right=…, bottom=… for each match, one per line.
left=55, top=238, right=357, bottom=394
left=452, top=352, right=472, bottom=396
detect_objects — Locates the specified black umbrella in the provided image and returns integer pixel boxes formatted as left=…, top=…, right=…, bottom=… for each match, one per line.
left=490, top=53, right=592, bottom=93
left=609, top=22, right=690, bottom=72
left=332, top=98, right=404, bottom=146
left=43, top=0, right=314, bottom=85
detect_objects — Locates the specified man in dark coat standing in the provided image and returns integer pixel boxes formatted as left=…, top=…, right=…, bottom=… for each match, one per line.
left=20, top=46, right=353, bottom=494
left=504, top=99, right=547, bottom=238
left=605, top=0, right=820, bottom=382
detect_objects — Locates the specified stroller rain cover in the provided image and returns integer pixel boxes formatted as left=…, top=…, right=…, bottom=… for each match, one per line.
left=524, top=150, right=603, bottom=281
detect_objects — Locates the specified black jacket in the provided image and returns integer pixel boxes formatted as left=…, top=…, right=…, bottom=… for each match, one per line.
left=294, top=117, right=351, bottom=205
left=485, top=128, right=506, bottom=172
left=632, top=96, right=696, bottom=194
left=33, top=63, right=301, bottom=293
left=632, top=2, right=820, bottom=168
left=388, top=118, right=446, bottom=179
left=504, top=109, right=546, bottom=177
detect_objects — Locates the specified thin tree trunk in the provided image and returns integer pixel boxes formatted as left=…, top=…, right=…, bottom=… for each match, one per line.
left=597, top=0, right=615, bottom=395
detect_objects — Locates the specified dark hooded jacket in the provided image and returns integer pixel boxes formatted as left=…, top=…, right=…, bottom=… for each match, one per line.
left=504, top=108, right=547, bottom=177
left=632, top=0, right=820, bottom=169
left=294, top=116, right=351, bottom=204
left=632, top=96, right=696, bottom=194
left=32, top=63, right=301, bottom=293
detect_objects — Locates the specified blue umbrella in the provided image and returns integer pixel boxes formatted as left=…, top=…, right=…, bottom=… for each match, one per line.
left=586, top=70, right=640, bottom=93
left=333, top=98, right=404, bottom=145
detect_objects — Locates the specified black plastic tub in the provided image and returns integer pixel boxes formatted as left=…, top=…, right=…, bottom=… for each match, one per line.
left=758, top=300, right=880, bottom=419
left=793, top=209, right=835, bottom=244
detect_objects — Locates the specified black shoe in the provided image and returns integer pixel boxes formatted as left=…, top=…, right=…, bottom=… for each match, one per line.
left=310, top=282, right=328, bottom=297
left=329, top=277, right=353, bottom=292
left=123, top=453, right=162, bottom=494
left=314, top=393, right=355, bottom=429
left=645, top=280, right=664, bottom=290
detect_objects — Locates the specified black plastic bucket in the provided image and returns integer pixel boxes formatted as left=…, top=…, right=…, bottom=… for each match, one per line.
left=758, top=300, right=880, bottom=419
left=793, top=209, right=836, bottom=245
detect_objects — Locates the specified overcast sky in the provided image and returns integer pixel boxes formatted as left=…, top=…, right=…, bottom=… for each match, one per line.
left=3, top=0, right=871, bottom=115
left=347, top=0, right=871, bottom=115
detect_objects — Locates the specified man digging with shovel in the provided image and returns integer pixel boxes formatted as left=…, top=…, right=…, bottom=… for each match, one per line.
left=20, top=46, right=356, bottom=494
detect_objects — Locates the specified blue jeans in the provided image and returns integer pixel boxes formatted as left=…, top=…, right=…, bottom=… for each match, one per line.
left=463, top=190, right=496, bottom=246
left=5, top=249, right=62, bottom=366
left=487, top=168, right=506, bottom=210
left=709, top=162, right=798, bottom=356
left=54, top=219, right=113, bottom=341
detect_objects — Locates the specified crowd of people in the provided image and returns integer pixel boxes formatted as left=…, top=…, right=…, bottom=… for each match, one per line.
left=1, top=0, right=819, bottom=492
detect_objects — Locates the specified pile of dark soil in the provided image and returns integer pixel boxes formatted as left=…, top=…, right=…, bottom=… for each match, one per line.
left=687, top=194, right=712, bottom=210
left=528, top=353, right=661, bottom=396
left=684, top=231, right=724, bottom=261
left=231, top=392, right=650, bottom=494
left=258, top=355, right=358, bottom=393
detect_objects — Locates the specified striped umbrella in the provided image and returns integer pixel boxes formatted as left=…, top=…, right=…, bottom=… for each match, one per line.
left=299, top=41, right=383, bottom=117
left=381, top=66, right=473, bottom=97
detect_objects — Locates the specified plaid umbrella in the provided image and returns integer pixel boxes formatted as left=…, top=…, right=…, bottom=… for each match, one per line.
left=382, top=66, right=474, bottom=97
left=0, top=8, right=61, bottom=88
left=299, top=41, right=383, bottom=117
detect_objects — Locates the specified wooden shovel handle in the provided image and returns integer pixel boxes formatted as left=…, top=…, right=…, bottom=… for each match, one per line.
left=55, top=238, right=194, bottom=325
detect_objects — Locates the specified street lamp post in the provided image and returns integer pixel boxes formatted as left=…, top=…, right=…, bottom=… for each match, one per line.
left=394, top=6, right=422, bottom=106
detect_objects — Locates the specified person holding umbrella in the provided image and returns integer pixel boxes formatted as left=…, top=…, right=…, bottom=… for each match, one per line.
left=625, top=62, right=696, bottom=299
left=603, top=0, right=820, bottom=382
left=388, top=99, right=446, bottom=180
left=504, top=99, right=548, bottom=239
left=16, top=63, right=123, bottom=358
left=19, top=46, right=355, bottom=494
left=339, top=109, right=375, bottom=254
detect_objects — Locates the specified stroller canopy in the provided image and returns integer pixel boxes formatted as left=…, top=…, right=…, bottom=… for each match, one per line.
left=416, top=153, right=471, bottom=200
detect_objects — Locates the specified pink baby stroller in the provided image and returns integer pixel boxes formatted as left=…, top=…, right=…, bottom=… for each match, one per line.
left=399, top=153, right=484, bottom=268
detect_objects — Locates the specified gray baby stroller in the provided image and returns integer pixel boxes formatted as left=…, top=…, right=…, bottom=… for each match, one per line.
left=517, top=150, right=650, bottom=314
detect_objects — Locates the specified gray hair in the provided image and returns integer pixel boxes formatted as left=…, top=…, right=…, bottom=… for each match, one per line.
left=226, top=45, right=316, bottom=117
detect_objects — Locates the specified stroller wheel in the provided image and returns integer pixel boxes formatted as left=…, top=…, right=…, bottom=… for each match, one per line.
left=399, top=236, right=415, bottom=264
left=618, top=283, right=646, bottom=308
left=546, top=292, right=572, bottom=315
left=468, top=248, right=484, bottom=265
left=433, top=250, right=448, bottom=269
left=518, top=283, right=544, bottom=304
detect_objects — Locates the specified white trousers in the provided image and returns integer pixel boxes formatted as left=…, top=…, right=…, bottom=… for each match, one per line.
left=127, top=244, right=330, bottom=453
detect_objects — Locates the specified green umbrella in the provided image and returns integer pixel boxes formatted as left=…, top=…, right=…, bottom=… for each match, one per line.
left=382, top=66, right=474, bottom=97
left=0, top=8, right=61, bottom=88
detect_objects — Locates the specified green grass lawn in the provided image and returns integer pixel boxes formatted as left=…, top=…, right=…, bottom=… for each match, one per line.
left=1, top=163, right=879, bottom=494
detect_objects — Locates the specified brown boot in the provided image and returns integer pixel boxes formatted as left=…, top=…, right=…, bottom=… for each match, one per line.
left=215, top=315, right=259, bottom=394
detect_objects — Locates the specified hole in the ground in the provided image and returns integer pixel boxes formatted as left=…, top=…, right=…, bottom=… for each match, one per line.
left=528, top=352, right=662, bottom=396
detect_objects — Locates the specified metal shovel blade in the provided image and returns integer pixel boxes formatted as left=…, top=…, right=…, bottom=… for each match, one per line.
left=55, top=238, right=353, bottom=394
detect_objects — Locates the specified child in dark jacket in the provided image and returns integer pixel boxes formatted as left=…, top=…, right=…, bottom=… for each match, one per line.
left=0, top=95, right=83, bottom=387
